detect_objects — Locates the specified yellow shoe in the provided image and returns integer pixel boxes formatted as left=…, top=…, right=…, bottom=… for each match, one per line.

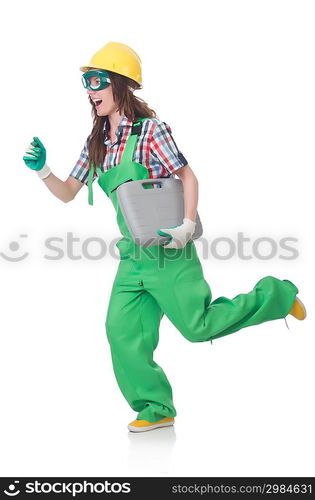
left=288, top=296, right=307, bottom=320
left=127, top=417, right=174, bottom=433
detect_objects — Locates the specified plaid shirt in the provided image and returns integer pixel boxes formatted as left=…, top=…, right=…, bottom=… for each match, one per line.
left=69, top=115, right=188, bottom=185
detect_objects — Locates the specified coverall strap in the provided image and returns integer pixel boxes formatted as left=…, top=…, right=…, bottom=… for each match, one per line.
left=119, top=118, right=147, bottom=165
left=87, top=118, right=147, bottom=206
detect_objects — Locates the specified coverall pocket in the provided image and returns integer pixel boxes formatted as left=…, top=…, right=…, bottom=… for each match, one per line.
left=110, top=179, right=133, bottom=193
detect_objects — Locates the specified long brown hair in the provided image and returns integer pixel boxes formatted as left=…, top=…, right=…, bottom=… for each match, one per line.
left=87, top=70, right=157, bottom=169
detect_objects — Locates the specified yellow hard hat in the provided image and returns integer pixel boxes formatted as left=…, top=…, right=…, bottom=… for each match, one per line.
left=80, top=41, right=142, bottom=88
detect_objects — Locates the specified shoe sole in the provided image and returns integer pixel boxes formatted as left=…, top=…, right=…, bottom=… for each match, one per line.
left=290, top=296, right=307, bottom=320
left=128, top=421, right=174, bottom=433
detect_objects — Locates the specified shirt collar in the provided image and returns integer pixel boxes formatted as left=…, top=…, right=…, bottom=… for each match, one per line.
left=103, top=115, right=134, bottom=145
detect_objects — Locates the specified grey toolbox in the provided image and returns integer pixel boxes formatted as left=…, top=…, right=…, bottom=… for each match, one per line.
left=116, top=177, right=203, bottom=247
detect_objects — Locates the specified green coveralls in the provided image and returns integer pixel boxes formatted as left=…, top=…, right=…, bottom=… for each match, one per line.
left=88, top=118, right=299, bottom=423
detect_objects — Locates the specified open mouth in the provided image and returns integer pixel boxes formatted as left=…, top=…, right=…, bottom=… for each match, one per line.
left=94, top=99, right=102, bottom=108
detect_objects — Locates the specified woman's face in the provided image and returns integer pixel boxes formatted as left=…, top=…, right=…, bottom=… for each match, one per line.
left=87, top=81, right=117, bottom=116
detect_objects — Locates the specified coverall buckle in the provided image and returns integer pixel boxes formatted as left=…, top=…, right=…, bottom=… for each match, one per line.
left=131, top=121, right=142, bottom=136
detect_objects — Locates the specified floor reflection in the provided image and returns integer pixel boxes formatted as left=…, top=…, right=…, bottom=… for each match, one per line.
left=126, top=426, right=177, bottom=475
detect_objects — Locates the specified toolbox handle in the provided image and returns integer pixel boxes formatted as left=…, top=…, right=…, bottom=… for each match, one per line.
left=140, top=179, right=162, bottom=187
left=139, top=178, right=179, bottom=190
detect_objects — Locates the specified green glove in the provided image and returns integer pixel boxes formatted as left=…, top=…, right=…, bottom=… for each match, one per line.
left=23, top=136, right=47, bottom=171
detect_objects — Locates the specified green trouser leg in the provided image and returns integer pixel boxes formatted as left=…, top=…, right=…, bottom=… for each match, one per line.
left=105, top=243, right=298, bottom=423
left=147, top=272, right=298, bottom=342
left=105, top=261, right=177, bottom=422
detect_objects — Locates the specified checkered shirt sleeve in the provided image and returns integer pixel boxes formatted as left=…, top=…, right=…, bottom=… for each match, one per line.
left=150, top=121, right=188, bottom=175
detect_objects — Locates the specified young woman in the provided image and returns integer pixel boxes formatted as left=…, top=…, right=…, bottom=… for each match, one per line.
left=23, top=42, right=307, bottom=433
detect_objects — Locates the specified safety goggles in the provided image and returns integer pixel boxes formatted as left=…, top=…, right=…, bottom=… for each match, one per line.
left=81, top=69, right=111, bottom=91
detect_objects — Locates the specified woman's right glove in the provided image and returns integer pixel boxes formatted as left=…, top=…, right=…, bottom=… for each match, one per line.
left=23, top=136, right=51, bottom=179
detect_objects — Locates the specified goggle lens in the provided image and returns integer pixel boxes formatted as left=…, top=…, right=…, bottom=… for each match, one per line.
left=81, top=70, right=111, bottom=91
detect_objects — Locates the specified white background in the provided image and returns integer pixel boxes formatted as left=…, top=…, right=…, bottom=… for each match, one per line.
left=0, top=0, right=314, bottom=477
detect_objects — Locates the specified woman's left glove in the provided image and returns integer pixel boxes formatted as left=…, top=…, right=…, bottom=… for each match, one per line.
left=157, top=218, right=196, bottom=249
